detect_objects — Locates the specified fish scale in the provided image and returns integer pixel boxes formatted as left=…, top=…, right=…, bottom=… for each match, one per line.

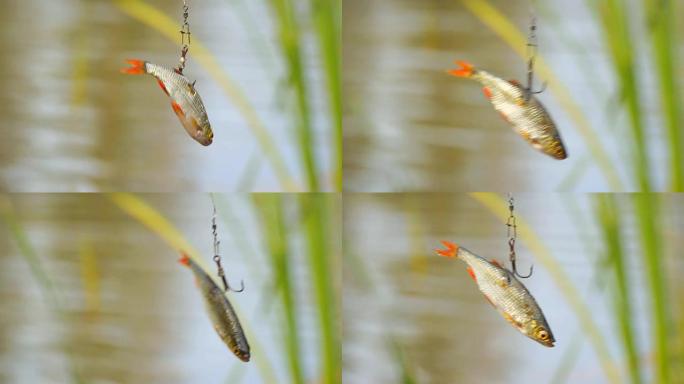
left=146, top=63, right=209, bottom=124
left=437, top=241, right=555, bottom=347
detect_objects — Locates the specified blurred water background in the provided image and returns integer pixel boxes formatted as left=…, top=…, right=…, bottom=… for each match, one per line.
left=343, top=0, right=684, bottom=192
left=343, top=193, right=684, bottom=383
left=0, top=0, right=340, bottom=192
left=0, top=193, right=341, bottom=384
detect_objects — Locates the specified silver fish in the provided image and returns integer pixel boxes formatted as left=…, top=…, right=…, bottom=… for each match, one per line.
left=437, top=241, right=555, bottom=347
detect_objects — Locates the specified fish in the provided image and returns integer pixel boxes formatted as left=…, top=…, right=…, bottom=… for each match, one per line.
left=121, top=59, right=214, bottom=146
left=448, top=61, right=567, bottom=160
left=179, top=253, right=250, bottom=361
left=436, top=241, right=555, bottom=347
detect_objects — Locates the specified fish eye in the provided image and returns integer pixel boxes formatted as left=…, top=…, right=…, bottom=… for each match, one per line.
left=538, top=330, right=548, bottom=340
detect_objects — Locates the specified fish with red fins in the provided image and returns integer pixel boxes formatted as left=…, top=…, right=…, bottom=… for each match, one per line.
left=448, top=61, right=567, bottom=160
left=121, top=59, right=214, bottom=146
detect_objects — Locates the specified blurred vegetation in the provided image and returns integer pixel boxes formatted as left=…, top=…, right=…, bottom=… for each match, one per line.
left=461, top=0, right=683, bottom=191
left=114, top=0, right=341, bottom=191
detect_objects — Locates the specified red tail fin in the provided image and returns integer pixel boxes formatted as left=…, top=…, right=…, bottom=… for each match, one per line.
left=178, top=252, right=191, bottom=267
left=120, top=59, right=146, bottom=75
left=447, top=61, right=475, bottom=78
left=436, top=240, right=459, bottom=258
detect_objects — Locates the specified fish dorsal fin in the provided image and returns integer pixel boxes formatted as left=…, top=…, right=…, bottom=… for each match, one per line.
left=508, top=79, right=522, bottom=87
left=490, top=259, right=502, bottom=268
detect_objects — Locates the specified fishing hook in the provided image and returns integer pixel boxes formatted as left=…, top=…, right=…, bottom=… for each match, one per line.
left=523, top=15, right=546, bottom=101
left=506, top=195, right=534, bottom=279
left=210, top=195, right=246, bottom=293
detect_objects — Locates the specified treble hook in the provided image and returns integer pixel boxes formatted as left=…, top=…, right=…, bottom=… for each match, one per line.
left=506, top=195, right=534, bottom=279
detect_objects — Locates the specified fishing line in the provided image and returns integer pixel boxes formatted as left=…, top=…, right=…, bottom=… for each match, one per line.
left=176, top=0, right=191, bottom=73
left=524, top=10, right=547, bottom=102
left=506, top=193, right=534, bottom=278
left=210, top=194, right=245, bottom=293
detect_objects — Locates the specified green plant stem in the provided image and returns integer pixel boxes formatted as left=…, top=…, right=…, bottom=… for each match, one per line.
left=300, top=194, right=340, bottom=384
left=641, top=0, right=683, bottom=190
left=253, top=195, right=304, bottom=384
left=309, top=0, right=342, bottom=190
left=268, top=0, right=319, bottom=191
left=632, top=194, right=670, bottom=383
left=595, top=195, right=641, bottom=384
left=595, top=0, right=650, bottom=191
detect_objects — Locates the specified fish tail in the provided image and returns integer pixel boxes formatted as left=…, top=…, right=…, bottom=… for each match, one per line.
left=178, top=252, right=191, bottom=267
left=120, top=59, right=147, bottom=75
left=447, top=61, right=475, bottom=78
left=436, top=240, right=459, bottom=258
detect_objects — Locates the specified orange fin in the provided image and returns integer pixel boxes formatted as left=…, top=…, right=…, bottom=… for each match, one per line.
left=447, top=60, right=475, bottom=78
left=171, top=101, right=185, bottom=118
left=466, top=266, right=476, bottom=281
left=482, top=87, right=492, bottom=99
left=120, top=59, right=146, bottom=75
left=436, top=240, right=459, bottom=258
left=490, top=259, right=502, bottom=267
left=157, top=79, right=169, bottom=95
left=508, top=79, right=522, bottom=87
left=178, top=252, right=191, bottom=267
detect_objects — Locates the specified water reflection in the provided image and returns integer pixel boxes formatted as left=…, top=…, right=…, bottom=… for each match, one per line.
left=343, top=193, right=684, bottom=383
left=0, top=0, right=331, bottom=191
left=343, top=0, right=674, bottom=191
left=0, top=194, right=331, bottom=383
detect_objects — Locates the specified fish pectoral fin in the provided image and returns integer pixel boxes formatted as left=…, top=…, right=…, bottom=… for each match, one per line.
left=171, top=101, right=185, bottom=119
left=482, top=87, right=493, bottom=99
left=157, top=79, right=169, bottom=95
left=502, top=312, right=523, bottom=328
left=466, top=266, right=476, bottom=282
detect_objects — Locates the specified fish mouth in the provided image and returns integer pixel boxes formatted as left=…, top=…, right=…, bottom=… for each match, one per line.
left=235, top=350, right=250, bottom=362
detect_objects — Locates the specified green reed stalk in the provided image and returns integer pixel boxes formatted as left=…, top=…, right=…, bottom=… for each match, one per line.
left=641, top=0, right=683, bottom=191
left=594, top=195, right=641, bottom=384
left=268, top=0, right=320, bottom=191
left=309, top=0, right=342, bottom=190
left=0, top=196, right=60, bottom=308
left=253, top=195, right=304, bottom=384
left=594, top=0, right=650, bottom=191
left=632, top=194, right=670, bottom=383
left=300, top=194, right=340, bottom=384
